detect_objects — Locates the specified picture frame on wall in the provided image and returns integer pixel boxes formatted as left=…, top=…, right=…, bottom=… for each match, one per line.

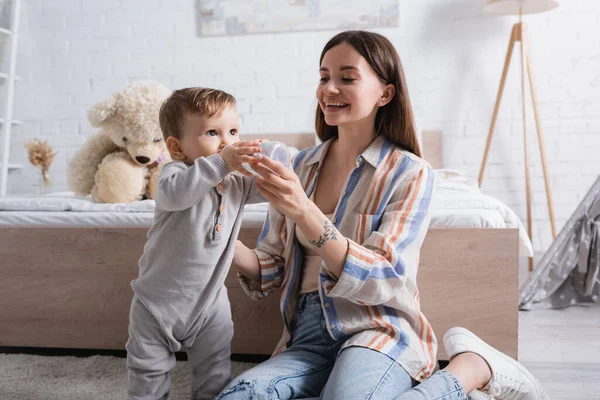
left=196, top=0, right=399, bottom=36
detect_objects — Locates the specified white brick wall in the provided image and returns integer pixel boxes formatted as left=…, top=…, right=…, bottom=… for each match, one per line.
left=3, top=0, right=600, bottom=254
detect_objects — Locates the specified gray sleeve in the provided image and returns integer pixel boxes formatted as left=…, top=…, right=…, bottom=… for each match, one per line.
left=242, top=175, right=266, bottom=205
left=155, top=154, right=230, bottom=211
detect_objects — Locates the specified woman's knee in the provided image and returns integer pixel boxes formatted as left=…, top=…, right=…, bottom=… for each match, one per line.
left=215, top=375, right=311, bottom=400
left=215, top=378, right=255, bottom=400
left=216, top=377, right=276, bottom=400
left=321, top=347, right=413, bottom=400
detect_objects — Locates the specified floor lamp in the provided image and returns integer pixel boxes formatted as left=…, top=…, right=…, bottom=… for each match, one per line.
left=480, top=0, right=559, bottom=271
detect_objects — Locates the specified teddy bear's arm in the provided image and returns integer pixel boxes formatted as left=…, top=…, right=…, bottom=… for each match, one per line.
left=67, top=132, right=119, bottom=196
left=155, top=153, right=230, bottom=212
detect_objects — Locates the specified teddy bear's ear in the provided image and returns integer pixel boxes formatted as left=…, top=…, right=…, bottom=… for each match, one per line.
left=88, top=96, right=117, bottom=127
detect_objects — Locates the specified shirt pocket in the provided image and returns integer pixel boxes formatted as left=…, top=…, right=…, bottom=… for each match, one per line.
left=349, top=212, right=383, bottom=245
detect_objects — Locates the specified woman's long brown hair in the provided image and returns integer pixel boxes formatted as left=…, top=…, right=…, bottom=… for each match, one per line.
left=315, top=30, right=422, bottom=157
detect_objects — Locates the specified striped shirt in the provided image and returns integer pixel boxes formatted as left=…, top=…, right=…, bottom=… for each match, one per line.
left=238, top=135, right=438, bottom=381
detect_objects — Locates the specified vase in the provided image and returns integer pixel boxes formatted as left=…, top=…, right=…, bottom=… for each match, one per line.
left=37, top=170, right=52, bottom=196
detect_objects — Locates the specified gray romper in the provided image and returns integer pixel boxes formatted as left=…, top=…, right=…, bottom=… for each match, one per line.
left=127, top=153, right=263, bottom=400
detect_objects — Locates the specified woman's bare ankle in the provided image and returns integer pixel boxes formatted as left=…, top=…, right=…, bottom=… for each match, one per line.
left=444, top=352, right=492, bottom=393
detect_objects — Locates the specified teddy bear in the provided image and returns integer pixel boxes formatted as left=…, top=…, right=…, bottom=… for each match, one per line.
left=67, top=81, right=172, bottom=203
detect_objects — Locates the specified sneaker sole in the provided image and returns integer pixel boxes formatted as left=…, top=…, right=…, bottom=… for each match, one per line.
left=444, top=327, right=550, bottom=400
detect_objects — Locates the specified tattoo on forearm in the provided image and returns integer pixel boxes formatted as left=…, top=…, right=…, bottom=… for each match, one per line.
left=309, top=220, right=338, bottom=248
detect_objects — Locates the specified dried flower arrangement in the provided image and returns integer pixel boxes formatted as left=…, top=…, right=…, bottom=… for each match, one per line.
left=23, top=138, right=57, bottom=187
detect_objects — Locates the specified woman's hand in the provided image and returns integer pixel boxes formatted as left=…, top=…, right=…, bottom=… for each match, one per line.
left=252, top=154, right=349, bottom=280
left=251, top=154, right=311, bottom=223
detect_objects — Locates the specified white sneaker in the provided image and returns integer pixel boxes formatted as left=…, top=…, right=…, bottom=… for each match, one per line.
left=468, top=389, right=493, bottom=400
left=443, top=327, right=549, bottom=400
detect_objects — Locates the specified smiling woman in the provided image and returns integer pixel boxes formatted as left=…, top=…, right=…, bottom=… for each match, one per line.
left=217, top=30, right=548, bottom=400
left=315, top=33, right=421, bottom=159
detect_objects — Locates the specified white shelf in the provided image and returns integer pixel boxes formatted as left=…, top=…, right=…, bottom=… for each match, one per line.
left=0, top=163, right=23, bottom=170
left=0, top=73, right=22, bottom=81
left=0, top=0, right=22, bottom=196
left=0, top=118, right=23, bottom=125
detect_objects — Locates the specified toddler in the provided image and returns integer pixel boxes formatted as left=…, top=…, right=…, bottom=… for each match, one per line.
left=126, top=87, right=264, bottom=400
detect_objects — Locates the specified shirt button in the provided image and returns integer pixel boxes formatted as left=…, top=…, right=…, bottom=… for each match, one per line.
left=217, top=183, right=224, bottom=191
left=220, top=204, right=225, bottom=211
left=324, top=303, right=330, bottom=308
left=330, top=324, right=335, bottom=330
left=215, top=224, right=222, bottom=232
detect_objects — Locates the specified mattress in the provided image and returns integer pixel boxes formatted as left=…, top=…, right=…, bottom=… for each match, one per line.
left=0, top=170, right=533, bottom=256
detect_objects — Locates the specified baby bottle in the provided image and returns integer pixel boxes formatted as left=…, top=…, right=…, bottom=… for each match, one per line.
left=243, top=141, right=291, bottom=175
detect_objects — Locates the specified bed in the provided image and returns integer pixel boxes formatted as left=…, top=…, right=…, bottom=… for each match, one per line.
left=0, top=132, right=530, bottom=360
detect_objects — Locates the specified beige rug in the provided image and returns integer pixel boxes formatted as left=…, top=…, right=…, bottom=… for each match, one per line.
left=0, top=354, right=256, bottom=400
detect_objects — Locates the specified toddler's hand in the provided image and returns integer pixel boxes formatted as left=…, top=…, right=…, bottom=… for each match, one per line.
left=220, top=140, right=262, bottom=177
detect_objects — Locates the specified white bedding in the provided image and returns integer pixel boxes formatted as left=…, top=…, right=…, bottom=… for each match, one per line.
left=0, top=170, right=533, bottom=256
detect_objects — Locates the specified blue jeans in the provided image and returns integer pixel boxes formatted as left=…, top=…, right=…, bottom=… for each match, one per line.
left=216, top=292, right=467, bottom=400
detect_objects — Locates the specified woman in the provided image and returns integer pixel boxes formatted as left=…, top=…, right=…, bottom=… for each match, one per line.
left=217, top=30, right=547, bottom=400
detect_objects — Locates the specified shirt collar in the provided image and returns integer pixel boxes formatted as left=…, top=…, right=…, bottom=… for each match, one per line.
left=305, top=135, right=390, bottom=169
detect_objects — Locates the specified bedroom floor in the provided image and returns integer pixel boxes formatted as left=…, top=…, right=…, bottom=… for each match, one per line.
left=517, top=257, right=600, bottom=399
left=519, top=306, right=599, bottom=399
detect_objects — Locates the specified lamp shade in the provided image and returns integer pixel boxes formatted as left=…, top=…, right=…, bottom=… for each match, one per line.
left=484, top=0, right=559, bottom=15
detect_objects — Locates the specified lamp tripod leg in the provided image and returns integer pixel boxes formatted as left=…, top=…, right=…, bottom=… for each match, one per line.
left=479, top=25, right=517, bottom=187
left=520, top=24, right=534, bottom=271
left=526, top=45, right=557, bottom=241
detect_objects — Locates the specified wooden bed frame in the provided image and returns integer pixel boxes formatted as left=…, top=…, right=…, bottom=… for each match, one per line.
left=0, top=131, right=519, bottom=360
